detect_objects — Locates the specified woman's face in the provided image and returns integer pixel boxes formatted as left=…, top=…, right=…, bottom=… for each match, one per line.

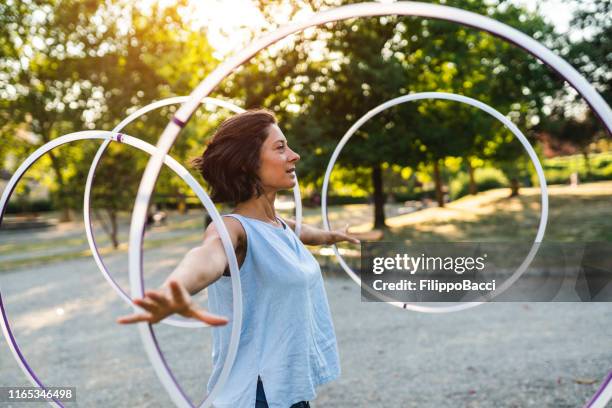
left=257, top=124, right=300, bottom=192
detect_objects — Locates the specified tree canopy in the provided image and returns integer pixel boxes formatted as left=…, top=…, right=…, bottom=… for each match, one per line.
left=1, top=0, right=608, bottom=233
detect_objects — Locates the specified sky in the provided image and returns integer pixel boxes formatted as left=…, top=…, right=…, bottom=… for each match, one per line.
left=514, top=0, right=578, bottom=35
left=168, top=0, right=582, bottom=56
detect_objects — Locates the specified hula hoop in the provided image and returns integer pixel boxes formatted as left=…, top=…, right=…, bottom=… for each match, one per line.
left=585, top=371, right=612, bottom=408
left=0, top=131, right=242, bottom=408
left=320, top=91, right=548, bottom=313
left=83, top=97, right=243, bottom=329
left=126, top=3, right=609, bottom=406
left=82, top=96, right=301, bottom=328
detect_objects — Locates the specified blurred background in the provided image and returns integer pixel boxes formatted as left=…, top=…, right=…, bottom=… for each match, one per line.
left=0, top=0, right=610, bottom=407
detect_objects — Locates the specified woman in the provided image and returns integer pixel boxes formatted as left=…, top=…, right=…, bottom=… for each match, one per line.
left=118, top=109, right=359, bottom=408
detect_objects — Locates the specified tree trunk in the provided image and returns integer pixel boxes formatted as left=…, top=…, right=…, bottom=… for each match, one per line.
left=433, top=159, right=444, bottom=207
left=39, top=118, right=72, bottom=222
left=107, top=208, right=119, bottom=249
left=509, top=177, right=520, bottom=197
left=94, top=208, right=119, bottom=249
left=177, top=195, right=187, bottom=215
left=467, top=158, right=477, bottom=195
left=582, top=149, right=591, bottom=178
left=46, top=149, right=73, bottom=222
left=371, top=163, right=386, bottom=229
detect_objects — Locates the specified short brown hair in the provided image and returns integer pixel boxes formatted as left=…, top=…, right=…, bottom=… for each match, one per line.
left=191, top=109, right=277, bottom=204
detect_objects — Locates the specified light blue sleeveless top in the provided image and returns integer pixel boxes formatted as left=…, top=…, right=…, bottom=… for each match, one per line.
left=206, top=214, right=340, bottom=408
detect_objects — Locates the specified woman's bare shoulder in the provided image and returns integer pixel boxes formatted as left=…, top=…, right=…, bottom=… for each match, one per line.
left=203, top=216, right=246, bottom=249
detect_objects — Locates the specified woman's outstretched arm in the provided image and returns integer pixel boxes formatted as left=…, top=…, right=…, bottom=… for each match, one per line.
left=116, top=217, right=245, bottom=326
left=282, top=218, right=360, bottom=246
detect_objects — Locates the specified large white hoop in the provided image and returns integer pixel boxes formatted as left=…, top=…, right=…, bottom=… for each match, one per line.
left=321, top=91, right=548, bottom=313
left=0, top=131, right=243, bottom=408
left=83, top=97, right=243, bottom=329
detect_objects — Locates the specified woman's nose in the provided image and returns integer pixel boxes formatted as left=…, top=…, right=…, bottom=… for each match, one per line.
left=289, top=148, right=300, bottom=162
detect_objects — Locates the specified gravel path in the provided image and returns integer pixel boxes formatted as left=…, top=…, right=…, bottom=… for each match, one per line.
left=0, top=243, right=610, bottom=407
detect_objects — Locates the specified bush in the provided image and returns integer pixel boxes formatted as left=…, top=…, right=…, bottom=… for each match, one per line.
left=586, top=164, right=612, bottom=182
left=543, top=157, right=612, bottom=185
left=5, top=199, right=54, bottom=214
left=544, top=169, right=571, bottom=185
left=325, top=195, right=369, bottom=205
left=30, top=199, right=54, bottom=212
left=543, top=163, right=566, bottom=171
left=539, top=152, right=612, bottom=185
left=594, top=157, right=612, bottom=169
left=450, top=168, right=508, bottom=200
left=392, top=190, right=433, bottom=202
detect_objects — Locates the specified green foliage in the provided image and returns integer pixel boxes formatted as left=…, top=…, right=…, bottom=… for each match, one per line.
left=392, top=190, right=432, bottom=202
left=0, top=0, right=218, bottom=221
left=5, top=199, right=54, bottom=215
left=537, top=0, right=610, bottom=155
left=247, top=0, right=564, bottom=217
left=324, top=195, right=369, bottom=206
left=450, top=167, right=508, bottom=200
left=2, top=0, right=605, bottom=231
left=542, top=151, right=612, bottom=184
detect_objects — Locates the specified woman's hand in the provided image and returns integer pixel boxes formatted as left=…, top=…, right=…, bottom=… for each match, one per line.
left=116, top=280, right=228, bottom=326
left=327, top=224, right=361, bottom=245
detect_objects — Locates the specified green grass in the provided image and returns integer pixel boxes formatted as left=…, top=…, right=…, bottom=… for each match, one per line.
left=0, top=236, right=87, bottom=256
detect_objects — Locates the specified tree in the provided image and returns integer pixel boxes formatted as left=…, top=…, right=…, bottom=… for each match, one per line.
left=0, top=0, right=119, bottom=221
left=220, top=0, right=562, bottom=227
left=540, top=0, right=611, bottom=175
left=1, top=0, right=218, bottom=245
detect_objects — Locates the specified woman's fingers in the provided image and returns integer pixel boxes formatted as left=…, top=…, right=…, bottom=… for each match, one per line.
left=344, top=236, right=360, bottom=244
left=117, top=308, right=227, bottom=326
left=146, top=290, right=170, bottom=307
left=344, top=224, right=360, bottom=243
left=332, top=228, right=360, bottom=244
left=116, top=312, right=154, bottom=324
left=189, top=308, right=229, bottom=326
left=117, top=280, right=226, bottom=326
left=133, top=297, right=162, bottom=314
left=117, top=305, right=226, bottom=326
left=168, top=280, right=188, bottom=306
left=339, top=231, right=360, bottom=244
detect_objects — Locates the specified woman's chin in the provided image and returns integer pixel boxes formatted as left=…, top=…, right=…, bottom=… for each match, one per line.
left=283, top=179, right=297, bottom=189
left=284, top=175, right=297, bottom=187
left=271, top=182, right=296, bottom=193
